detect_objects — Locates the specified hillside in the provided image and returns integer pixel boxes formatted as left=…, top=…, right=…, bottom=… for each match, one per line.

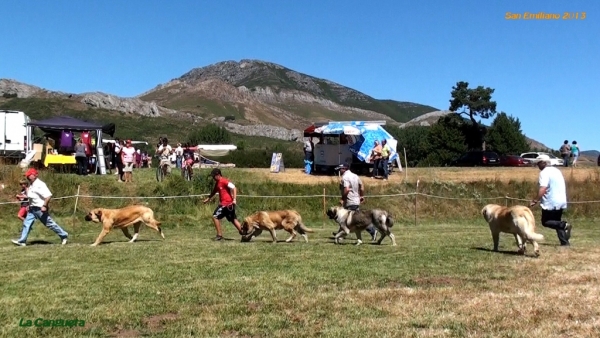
left=137, top=59, right=439, bottom=128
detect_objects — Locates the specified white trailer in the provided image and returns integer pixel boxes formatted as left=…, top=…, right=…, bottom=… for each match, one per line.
left=0, top=110, right=32, bottom=158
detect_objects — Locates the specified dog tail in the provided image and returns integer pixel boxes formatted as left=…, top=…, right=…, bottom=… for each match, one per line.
left=517, top=214, right=544, bottom=242
left=297, top=221, right=315, bottom=233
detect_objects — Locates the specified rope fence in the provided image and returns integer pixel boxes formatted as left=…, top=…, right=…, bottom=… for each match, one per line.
left=2, top=191, right=600, bottom=205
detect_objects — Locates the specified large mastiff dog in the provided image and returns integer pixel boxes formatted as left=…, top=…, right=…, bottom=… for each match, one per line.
left=241, top=210, right=314, bottom=243
left=482, top=204, right=544, bottom=256
left=327, top=206, right=397, bottom=246
left=84, top=205, right=165, bottom=246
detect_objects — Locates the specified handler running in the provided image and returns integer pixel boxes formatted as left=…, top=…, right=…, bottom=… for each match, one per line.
left=202, top=168, right=243, bottom=241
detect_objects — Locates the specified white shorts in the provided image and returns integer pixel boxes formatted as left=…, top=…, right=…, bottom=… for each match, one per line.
left=123, top=162, right=134, bottom=172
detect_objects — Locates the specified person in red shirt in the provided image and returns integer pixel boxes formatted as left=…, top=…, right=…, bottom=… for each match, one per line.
left=202, top=168, right=243, bottom=241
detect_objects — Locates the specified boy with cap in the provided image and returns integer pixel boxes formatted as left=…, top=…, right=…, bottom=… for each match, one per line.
left=11, top=168, right=69, bottom=246
left=202, top=168, right=243, bottom=241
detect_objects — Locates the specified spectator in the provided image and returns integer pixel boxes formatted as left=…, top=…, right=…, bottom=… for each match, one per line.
left=571, top=141, right=580, bottom=167
left=121, top=140, right=136, bottom=183
left=559, top=140, right=571, bottom=167
left=74, top=138, right=88, bottom=176
left=380, top=139, right=391, bottom=181
left=114, top=139, right=124, bottom=182
left=11, top=168, right=69, bottom=246
left=175, top=143, right=184, bottom=169
left=135, top=149, right=142, bottom=169
left=370, top=140, right=382, bottom=178
left=303, top=137, right=314, bottom=175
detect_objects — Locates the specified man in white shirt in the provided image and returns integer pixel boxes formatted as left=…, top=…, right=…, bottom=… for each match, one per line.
left=529, top=157, right=572, bottom=246
left=175, top=143, right=184, bottom=169
left=12, top=168, right=69, bottom=246
left=155, top=137, right=173, bottom=173
left=332, top=163, right=377, bottom=240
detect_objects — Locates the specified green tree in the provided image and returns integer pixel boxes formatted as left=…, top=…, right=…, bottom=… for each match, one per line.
left=187, top=124, right=232, bottom=145
left=449, top=81, right=497, bottom=150
left=386, top=125, right=431, bottom=167
left=485, top=112, right=529, bottom=155
left=423, top=114, right=467, bottom=166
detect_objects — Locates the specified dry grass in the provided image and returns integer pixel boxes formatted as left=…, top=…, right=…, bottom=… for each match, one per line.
left=246, top=167, right=600, bottom=185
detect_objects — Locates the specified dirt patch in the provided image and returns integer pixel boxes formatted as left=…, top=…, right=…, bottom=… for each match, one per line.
left=411, top=277, right=463, bottom=287
left=247, top=301, right=262, bottom=312
left=109, top=328, right=141, bottom=337
left=143, top=312, right=179, bottom=331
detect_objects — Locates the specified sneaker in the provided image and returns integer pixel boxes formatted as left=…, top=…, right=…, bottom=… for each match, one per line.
left=565, top=222, right=572, bottom=240
left=11, top=240, right=26, bottom=247
left=214, top=235, right=223, bottom=241
left=61, top=237, right=68, bottom=245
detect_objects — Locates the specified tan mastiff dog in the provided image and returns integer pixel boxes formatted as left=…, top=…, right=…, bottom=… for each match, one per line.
left=84, top=205, right=165, bottom=246
left=241, top=210, right=314, bottom=243
left=482, top=204, right=544, bottom=256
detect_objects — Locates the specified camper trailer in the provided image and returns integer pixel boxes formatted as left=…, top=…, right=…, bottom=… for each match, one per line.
left=0, top=110, right=32, bottom=159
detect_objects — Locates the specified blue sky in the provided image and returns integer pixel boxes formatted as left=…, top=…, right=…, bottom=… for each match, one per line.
left=2, top=0, right=598, bottom=151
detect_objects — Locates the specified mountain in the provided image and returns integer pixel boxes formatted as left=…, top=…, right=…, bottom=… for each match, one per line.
left=581, top=150, right=599, bottom=158
left=137, top=59, right=439, bottom=129
left=0, top=59, right=557, bottom=151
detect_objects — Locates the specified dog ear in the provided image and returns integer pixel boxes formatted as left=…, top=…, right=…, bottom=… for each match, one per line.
left=95, top=210, right=102, bottom=220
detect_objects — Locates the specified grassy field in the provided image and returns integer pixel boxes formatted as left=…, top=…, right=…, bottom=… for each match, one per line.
left=1, top=166, right=600, bottom=337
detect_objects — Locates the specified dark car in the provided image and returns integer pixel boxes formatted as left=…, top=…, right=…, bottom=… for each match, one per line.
left=500, top=155, right=528, bottom=167
left=451, top=151, right=501, bottom=166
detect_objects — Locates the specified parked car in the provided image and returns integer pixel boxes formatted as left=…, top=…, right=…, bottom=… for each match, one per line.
left=520, top=152, right=564, bottom=166
left=499, top=155, right=528, bottom=167
left=451, top=151, right=501, bottom=166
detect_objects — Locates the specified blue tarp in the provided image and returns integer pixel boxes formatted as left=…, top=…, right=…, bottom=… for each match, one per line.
left=313, top=122, right=398, bottom=163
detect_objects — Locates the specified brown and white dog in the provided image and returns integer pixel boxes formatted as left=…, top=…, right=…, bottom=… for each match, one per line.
left=481, top=204, right=544, bottom=256
left=326, top=206, right=397, bottom=246
left=84, top=205, right=165, bottom=246
left=241, top=209, right=314, bottom=243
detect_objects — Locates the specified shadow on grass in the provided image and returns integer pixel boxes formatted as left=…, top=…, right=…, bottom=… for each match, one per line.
left=471, top=246, right=522, bottom=256
left=93, top=239, right=158, bottom=245
left=25, top=240, right=54, bottom=246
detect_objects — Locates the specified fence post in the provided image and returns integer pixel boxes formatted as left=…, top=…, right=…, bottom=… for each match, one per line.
left=414, top=179, right=419, bottom=226
left=404, top=147, right=408, bottom=181
left=323, top=187, right=326, bottom=218
left=505, top=195, right=508, bottom=207
left=73, top=185, right=81, bottom=215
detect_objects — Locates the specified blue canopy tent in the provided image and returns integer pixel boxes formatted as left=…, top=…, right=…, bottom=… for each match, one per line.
left=304, top=121, right=402, bottom=173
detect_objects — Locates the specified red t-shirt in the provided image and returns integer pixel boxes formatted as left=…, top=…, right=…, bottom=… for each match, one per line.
left=213, top=177, right=234, bottom=206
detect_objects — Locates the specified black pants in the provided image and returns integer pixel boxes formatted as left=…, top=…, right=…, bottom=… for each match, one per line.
left=372, top=159, right=381, bottom=177
left=116, top=157, right=124, bottom=181
left=75, top=156, right=87, bottom=175
left=541, top=208, right=569, bottom=245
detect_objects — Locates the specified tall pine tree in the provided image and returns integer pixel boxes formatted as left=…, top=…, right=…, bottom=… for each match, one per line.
left=485, top=112, right=529, bottom=155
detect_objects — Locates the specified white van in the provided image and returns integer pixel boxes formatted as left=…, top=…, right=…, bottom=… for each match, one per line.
left=0, top=110, right=32, bottom=158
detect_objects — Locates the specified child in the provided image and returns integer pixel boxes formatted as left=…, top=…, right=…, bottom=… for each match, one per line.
left=16, top=179, right=29, bottom=221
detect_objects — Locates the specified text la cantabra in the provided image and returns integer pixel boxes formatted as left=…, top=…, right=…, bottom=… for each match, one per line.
left=19, top=318, right=85, bottom=327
